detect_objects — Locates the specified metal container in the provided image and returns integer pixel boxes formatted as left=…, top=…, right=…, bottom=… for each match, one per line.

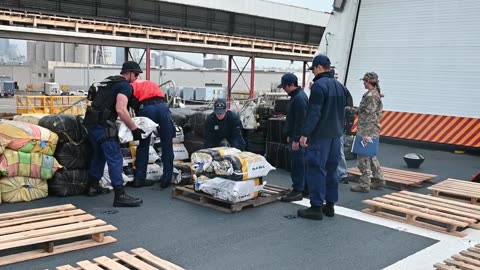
left=182, top=87, right=195, bottom=100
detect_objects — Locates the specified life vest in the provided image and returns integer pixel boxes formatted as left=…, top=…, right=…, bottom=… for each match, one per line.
left=131, top=80, right=164, bottom=102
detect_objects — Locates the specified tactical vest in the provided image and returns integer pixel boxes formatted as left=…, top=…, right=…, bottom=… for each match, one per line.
left=83, top=75, right=128, bottom=128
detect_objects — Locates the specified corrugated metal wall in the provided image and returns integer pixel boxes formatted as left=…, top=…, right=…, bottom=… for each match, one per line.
left=2, top=0, right=324, bottom=45
left=346, top=0, right=480, bottom=118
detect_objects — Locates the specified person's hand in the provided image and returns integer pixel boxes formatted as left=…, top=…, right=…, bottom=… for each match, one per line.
left=132, top=128, right=146, bottom=141
left=362, top=136, right=372, bottom=145
left=287, top=137, right=290, bottom=143
left=292, top=141, right=300, bottom=151
left=300, top=136, right=308, bottom=148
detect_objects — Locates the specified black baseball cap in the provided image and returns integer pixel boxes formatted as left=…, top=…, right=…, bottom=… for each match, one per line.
left=214, top=98, right=227, bottom=114
left=121, top=61, right=143, bottom=74
left=308, top=54, right=331, bottom=70
left=277, top=73, right=298, bottom=88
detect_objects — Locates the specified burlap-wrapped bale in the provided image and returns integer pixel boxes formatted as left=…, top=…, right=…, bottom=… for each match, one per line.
left=0, top=120, right=58, bottom=155
left=0, top=176, right=48, bottom=203
left=13, top=114, right=49, bottom=125
left=0, top=149, right=62, bottom=179
left=48, top=169, right=89, bottom=197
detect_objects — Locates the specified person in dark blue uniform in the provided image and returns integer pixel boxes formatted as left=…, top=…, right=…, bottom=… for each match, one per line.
left=298, top=55, right=347, bottom=220
left=277, top=73, right=309, bottom=202
left=83, top=61, right=145, bottom=207
left=204, top=99, right=246, bottom=151
left=131, top=80, right=174, bottom=189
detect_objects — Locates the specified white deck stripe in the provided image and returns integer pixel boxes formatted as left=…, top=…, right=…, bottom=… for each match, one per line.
left=292, top=199, right=480, bottom=269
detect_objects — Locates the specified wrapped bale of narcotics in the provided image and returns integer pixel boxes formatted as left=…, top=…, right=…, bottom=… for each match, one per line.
left=54, top=142, right=90, bottom=170
left=173, top=143, right=189, bottom=161
left=146, top=162, right=163, bottom=181
left=13, top=114, right=49, bottom=125
left=48, top=169, right=89, bottom=197
left=0, top=149, right=62, bottom=180
left=191, top=147, right=241, bottom=173
left=100, top=165, right=133, bottom=189
left=211, top=151, right=275, bottom=181
left=0, top=176, right=48, bottom=203
left=0, top=120, right=58, bottom=155
left=194, top=176, right=265, bottom=203
left=38, top=114, right=86, bottom=144
left=172, top=162, right=194, bottom=186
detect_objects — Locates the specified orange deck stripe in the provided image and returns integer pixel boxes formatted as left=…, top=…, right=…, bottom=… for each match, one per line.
left=402, top=113, right=427, bottom=139
left=417, top=115, right=447, bottom=141
left=429, top=117, right=458, bottom=142
left=382, top=112, right=405, bottom=136
left=388, top=112, right=417, bottom=138
left=443, top=118, right=474, bottom=144
left=351, top=110, right=479, bottom=147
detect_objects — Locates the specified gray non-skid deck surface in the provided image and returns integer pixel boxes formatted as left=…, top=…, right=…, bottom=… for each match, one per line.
left=0, top=143, right=478, bottom=270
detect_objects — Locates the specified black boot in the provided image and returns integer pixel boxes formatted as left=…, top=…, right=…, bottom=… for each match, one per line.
left=323, top=202, right=335, bottom=217
left=113, top=186, right=143, bottom=207
left=131, top=178, right=155, bottom=188
left=297, top=206, right=323, bottom=220
left=281, top=190, right=303, bottom=202
left=159, top=178, right=171, bottom=189
left=86, top=177, right=110, bottom=197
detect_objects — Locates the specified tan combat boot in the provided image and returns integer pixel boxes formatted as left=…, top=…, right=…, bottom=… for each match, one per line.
left=350, top=184, right=370, bottom=193
left=370, top=179, right=386, bottom=190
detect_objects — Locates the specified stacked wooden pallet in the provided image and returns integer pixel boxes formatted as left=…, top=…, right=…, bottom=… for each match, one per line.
left=173, top=184, right=289, bottom=213
left=348, top=166, right=437, bottom=189
left=0, top=204, right=117, bottom=266
left=434, top=244, right=480, bottom=269
left=363, top=191, right=480, bottom=237
left=56, top=248, right=184, bottom=270
left=429, top=178, right=480, bottom=204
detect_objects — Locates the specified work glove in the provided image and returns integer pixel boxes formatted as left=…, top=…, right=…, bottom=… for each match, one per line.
left=132, top=128, right=146, bottom=141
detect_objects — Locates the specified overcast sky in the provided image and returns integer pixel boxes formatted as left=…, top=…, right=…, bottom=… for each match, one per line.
left=8, top=0, right=333, bottom=70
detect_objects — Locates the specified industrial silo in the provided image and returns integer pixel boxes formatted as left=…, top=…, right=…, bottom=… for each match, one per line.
left=74, top=44, right=89, bottom=64
left=35, top=42, right=46, bottom=62
left=45, top=42, right=55, bottom=61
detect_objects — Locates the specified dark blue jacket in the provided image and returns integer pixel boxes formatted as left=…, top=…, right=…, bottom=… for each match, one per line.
left=301, top=71, right=347, bottom=142
left=285, top=87, right=308, bottom=142
left=204, top=110, right=246, bottom=150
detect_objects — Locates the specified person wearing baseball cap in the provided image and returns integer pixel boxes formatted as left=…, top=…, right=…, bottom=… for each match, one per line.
left=277, top=73, right=309, bottom=202
left=204, top=98, right=246, bottom=150
left=297, top=54, right=348, bottom=220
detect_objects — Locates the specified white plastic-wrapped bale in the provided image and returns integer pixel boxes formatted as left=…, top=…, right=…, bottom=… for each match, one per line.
left=195, top=177, right=265, bottom=203
left=173, top=143, right=189, bottom=161
left=146, top=163, right=163, bottom=181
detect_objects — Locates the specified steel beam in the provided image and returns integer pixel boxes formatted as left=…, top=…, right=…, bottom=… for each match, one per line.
left=250, top=56, right=255, bottom=99
left=227, top=55, right=233, bottom=109
left=146, top=46, right=151, bottom=80
left=302, top=61, right=307, bottom=88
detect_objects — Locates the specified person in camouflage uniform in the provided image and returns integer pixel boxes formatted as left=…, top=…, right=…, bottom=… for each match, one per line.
left=350, top=72, right=384, bottom=192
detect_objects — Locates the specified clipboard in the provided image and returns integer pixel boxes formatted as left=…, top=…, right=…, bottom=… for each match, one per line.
left=351, top=135, right=379, bottom=157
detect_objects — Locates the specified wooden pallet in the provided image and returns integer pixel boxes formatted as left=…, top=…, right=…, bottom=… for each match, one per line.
left=362, top=191, right=480, bottom=237
left=0, top=204, right=117, bottom=266
left=348, top=166, right=437, bottom=189
left=56, top=248, right=184, bottom=270
left=172, top=184, right=289, bottom=213
left=429, top=179, right=480, bottom=204
left=434, top=244, right=480, bottom=270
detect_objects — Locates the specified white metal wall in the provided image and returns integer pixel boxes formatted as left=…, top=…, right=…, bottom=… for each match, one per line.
left=345, top=0, right=480, bottom=118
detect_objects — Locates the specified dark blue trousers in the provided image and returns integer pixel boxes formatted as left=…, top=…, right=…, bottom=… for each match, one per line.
left=289, top=142, right=306, bottom=192
left=88, top=124, right=124, bottom=188
left=135, top=102, right=174, bottom=182
left=306, top=137, right=341, bottom=207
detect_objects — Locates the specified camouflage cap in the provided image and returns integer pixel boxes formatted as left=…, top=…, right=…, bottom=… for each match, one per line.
left=361, top=72, right=379, bottom=83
